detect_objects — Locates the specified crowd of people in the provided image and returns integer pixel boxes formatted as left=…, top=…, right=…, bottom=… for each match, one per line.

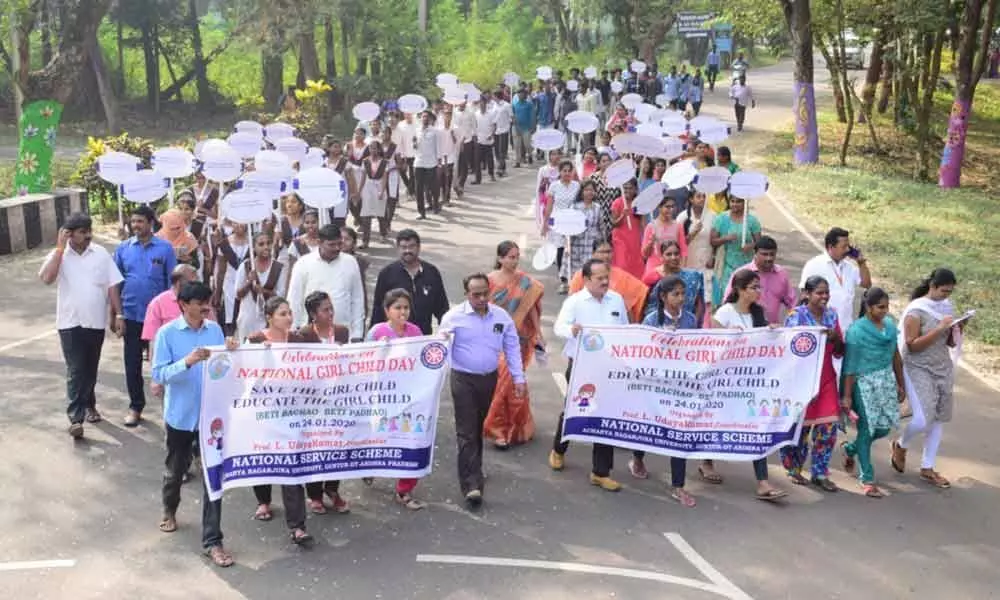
left=37, top=60, right=965, bottom=568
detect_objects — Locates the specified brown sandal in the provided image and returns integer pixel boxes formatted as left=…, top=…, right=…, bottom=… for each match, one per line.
left=862, top=483, right=885, bottom=498
left=890, top=440, right=906, bottom=473
left=158, top=516, right=177, bottom=533
left=204, top=545, right=234, bottom=568
left=253, top=504, right=273, bottom=521
left=920, top=469, right=951, bottom=489
left=698, top=466, right=723, bottom=484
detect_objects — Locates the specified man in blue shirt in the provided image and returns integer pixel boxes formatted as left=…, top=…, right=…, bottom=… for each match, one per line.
left=115, top=205, right=176, bottom=426
left=511, top=88, right=536, bottom=168
left=706, top=44, right=721, bottom=91
left=152, top=281, right=232, bottom=567
left=439, top=273, right=525, bottom=507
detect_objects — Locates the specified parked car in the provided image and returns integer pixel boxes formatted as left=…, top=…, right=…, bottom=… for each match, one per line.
left=824, top=30, right=871, bottom=70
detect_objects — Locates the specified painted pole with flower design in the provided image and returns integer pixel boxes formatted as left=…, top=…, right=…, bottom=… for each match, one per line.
left=13, top=101, right=63, bottom=196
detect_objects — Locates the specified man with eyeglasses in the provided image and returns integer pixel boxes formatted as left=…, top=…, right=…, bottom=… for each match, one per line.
left=439, top=272, right=525, bottom=508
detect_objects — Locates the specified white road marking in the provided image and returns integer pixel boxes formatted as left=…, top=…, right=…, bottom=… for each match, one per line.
left=552, top=371, right=567, bottom=396
left=416, top=554, right=731, bottom=597
left=0, top=559, right=76, bottom=572
left=0, top=330, right=57, bottom=355
left=664, top=533, right=754, bottom=600
left=763, top=190, right=999, bottom=393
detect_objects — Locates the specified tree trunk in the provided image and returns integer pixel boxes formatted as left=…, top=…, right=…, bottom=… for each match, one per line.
left=116, top=17, right=126, bottom=95
left=939, top=0, right=998, bottom=187
left=299, top=28, right=321, bottom=81
left=859, top=28, right=886, bottom=123
left=356, top=23, right=372, bottom=76
left=915, top=29, right=945, bottom=180
left=140, top=22, right=160, bottom=109
left=157, top=38, right=183, bottom=102
left=324, top=17, right=336, bottom=79
left=817, top=40, right=848, bottom=123
left=783, top=0, right=819, bottom=165
left=86, top=33, right=121, bottom=133
left=159, top=30, right=241, bottom=102
left=261, top=48, right=285, bottom=109
left=340, top=18, right=351, bottom=80
left=877, top=58, right=893, bottom=114
left=187, top=0, right=213, bottom=107
left=41, top=0, right=53, bottom=64
left=834, top=0, right=855, bottom=166
left=22, top=0, right=114, bottom=104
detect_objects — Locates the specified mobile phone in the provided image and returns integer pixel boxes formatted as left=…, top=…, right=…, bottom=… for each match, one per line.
left=847, top=246, right=860, bottom=259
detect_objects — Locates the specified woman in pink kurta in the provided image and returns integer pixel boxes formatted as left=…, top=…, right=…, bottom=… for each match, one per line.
left=641, top=196, right=688, bottom=281
left=610, top=179, right=644, bottom=279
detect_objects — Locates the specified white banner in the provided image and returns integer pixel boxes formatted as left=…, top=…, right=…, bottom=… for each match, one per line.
left=562, top=326, right=826, bottom=460
left=199, top=337, right=451, bottom=501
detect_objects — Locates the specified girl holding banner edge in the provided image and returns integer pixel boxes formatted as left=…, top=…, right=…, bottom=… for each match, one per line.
left=630, top=275, right=698, bottom=507
left=366, top=288, right=428, bottom=511
left=297, top=291, right=352, bottom=514
left=780, top=276, right=844, bottom=492
left=231, top=296, right=314, bottom=545
left=706, top=269, right=788, bottom=502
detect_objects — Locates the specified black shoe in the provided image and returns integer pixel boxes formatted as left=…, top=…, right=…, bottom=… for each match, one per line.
left=417, top=214, right=427, bottom=220
left=465, top=489, right=483, bottom=507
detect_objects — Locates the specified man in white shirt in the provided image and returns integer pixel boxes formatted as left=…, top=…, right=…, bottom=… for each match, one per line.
left=437, top=108, right=459, bottom=205
left=392, top=112, right=418, bottom=198
left=729, top=74, right=755, bottom=132
left=799, top=227, right=872, bottom=333
left=287, top=224, right=365, bottom=340
left=473, top=101, right=497, bottom=184
left=454, top=100, right=478, bottom=196
left=413, top=110, right=443, bottom=219
left=549, top=258, right=629, bottom=492
left=38, top=213, right=125, bottom=439
left=490, top=90, right=514, bottom=177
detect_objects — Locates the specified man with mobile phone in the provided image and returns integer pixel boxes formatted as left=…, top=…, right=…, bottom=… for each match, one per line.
left=39, top=213, right=125, bottom=439
left=799, top=227, right=872, bottom=332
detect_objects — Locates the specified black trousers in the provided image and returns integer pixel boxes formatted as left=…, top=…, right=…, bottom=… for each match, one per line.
left=59, top=327, right=105, bottom=424
left=252, top=484, right=307, bottom=530
left=707, top=65, right=719, bottom=90
left=401, top=157, right=415, bottom=195
left=439, top=162, right=454, bottom=203
left=474, top=143, right=494, bottom=182
left=457, top=141, right=475, bottom=189
left=162, top=425, right=223, bottom=549
left=123, top=319, right=147, bottom=413
left=493, top=132, right=509, bottom=173
left=451, top=370, right=498, bottom=495
left=305, top=480, right=341, bottom=501
left=735, top=104, right=747, bottom=131
left=415, top=166, right=439, bottom=217
left=552, top=360, right=614, bottom=477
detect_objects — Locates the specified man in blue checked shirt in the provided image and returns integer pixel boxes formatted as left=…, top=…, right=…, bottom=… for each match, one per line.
left=152, top=281, right=233, bottom=568
left=114, top=204, right=176, bottom=427
left=439, top=273, right=525, bottom=508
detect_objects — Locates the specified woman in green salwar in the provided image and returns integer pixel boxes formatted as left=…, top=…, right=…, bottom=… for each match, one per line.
left=840, top=288, right=907, bottom=498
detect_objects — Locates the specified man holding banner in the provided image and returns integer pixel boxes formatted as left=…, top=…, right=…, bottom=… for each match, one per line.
left=440, top=273, right=525, bottom=507
left=152, top=281, right=232, bottom=568
left=550, top=259, right=630, bottom=491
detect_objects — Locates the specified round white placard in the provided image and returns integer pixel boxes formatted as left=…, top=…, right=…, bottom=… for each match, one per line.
left=301, top=147, right=326, bottom=169
left=503, top=72, right=520, bottom=87
left=274, top=137, right=308, bottom=164
left=536, top=66, right=553, bottom=81
left=436, top=73, right=458, bottom=88
left=565, top=111, right=599, bottom=134
left=121, top=169, right=169, bottom=204
left=264, top=122, right=296, bottom=142
left=294, top=167, right=348, bottom=209
left=532, top=242, right=558, bottom=270
left=605, top=158, right=637, bottom=188
left=693, top=166, right=732, bottom=195
left=551, top=209, right=587, bottom=236
left=583, top=66, right=598, bottom=79
left=620, top=93, right=643, bottom=110
left=398, top=94, right=428, bottom=114
left=152, top=147, right=196, bottom=179
left=352, top=102, right=380, bottom=122
left=253, top=149, right=293, bottom=177
left=630, top=60, right=647, bottom=74
left=661, top=159, right=699, bottom=190
left=532, top=128, right=565, bottom=151
left=233, top=120, right=264, bottom=136
left=610, top=81, right=624, bottom=94
left=227, top=131, right=262, bottom=159
left=633, top=182, right=665, bottom=215
left=200, top=143, right=243, bottom=182
left=220, top=189, right=273, bottom=224
left=96, top=151, right=141, bottom=185
left=729, top=171, right=769, bottom=199
left=238, top=170, right=288, bottom=200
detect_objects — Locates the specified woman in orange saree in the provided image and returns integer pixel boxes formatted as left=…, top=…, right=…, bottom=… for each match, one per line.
left=484, top=240, right=544, bottom=448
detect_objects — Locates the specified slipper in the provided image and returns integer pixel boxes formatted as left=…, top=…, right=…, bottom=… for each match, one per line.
left=920, top=470, right=951, bottom=489
left=628, top=458, right=649, bottom=480
left=755, top=488, right=788, bottom=502
left=698, top=466, right=723, bottom=484
left=811, top=476, right=839, bottom=493
left=890, top=440, right=906, bottom=473
left=204, top=545, right=234, bottom=568
left=861, top=483, right=884, bottom=498
left=396, top=493, right=426, bottom=511
left=85, top=409, right=102, bottom=424
left=308, top=499, right=327, bottom=515
left=253, top=504, right=273, bottom=521
left=671, top=488, right=697, bottom=507
left=290, top=529, right=313, bottom=545
left=159, top=516, right=177, bottom=533
left=493, top=439, right=510, bottom=450
left=787, top=472, right=809, bottom=486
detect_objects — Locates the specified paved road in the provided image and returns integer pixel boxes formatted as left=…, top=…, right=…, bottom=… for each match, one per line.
left=1, top=60, right=999, bottom=599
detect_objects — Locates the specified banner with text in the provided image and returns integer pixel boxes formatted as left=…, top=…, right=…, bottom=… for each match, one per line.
left=199, top=337, right=451, bottom=500
left=562, top=326, right=826, bottom=460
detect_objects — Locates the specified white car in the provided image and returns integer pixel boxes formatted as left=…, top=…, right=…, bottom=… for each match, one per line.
left=826, top=31, right=870, bottom=70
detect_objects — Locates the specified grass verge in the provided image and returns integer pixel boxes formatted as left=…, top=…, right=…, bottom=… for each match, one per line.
left=761, top=82, right=1000, bottom=377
